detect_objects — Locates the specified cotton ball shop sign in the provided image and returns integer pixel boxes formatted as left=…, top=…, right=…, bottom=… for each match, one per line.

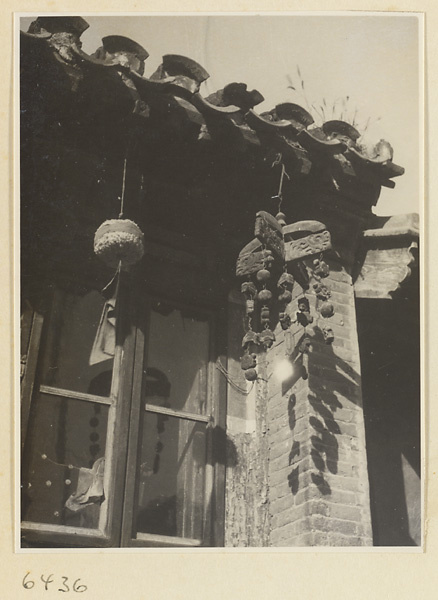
left=94, top=157, right=145, bottom=269
left=94, top=219, right=144, bottom=269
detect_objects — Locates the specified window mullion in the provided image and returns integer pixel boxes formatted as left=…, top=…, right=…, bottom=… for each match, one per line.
left=120, top=288, right=150, bottom=547
left=39, top=385, right=113, bottom=406
left=144, top=404, right=211, bottom=423
left=102, top=271, right=139, bottom=547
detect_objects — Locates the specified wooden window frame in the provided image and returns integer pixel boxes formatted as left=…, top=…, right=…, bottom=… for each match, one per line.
left=120, top=288, right=227, bottom=548
left=20, top=276, right=135, bottom=549
left=20, top=265, right=228, bottom=549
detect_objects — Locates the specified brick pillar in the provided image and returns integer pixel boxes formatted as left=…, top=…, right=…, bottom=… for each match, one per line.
left=266, top=255, right=373, bottom=546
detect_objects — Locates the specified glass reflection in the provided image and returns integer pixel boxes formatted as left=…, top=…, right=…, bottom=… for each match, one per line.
left=145, top=305, right=209, bottom=415
left=136, top=412, right=206, bottom=540
left=134, top=304, right=210, bottom=540
left=22, top=394, right=108, bottom=529
left=40, top=290, right=115, bottom=396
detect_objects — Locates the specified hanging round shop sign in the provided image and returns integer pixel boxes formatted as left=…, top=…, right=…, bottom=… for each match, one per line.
left=94, top=218, right=145, bottom=269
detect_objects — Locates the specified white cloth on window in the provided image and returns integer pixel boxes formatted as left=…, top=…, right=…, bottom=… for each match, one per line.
left=65, top=457, right=105, bottom=512
left=89, top=299, right=116, bottom=365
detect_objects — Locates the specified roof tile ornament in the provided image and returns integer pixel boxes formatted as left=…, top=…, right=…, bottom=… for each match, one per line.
left=206, top=82, right=264, bottom=112
left=27, top=16, right=89, bottom=37
left=23, top=16, right=89, bottom=64
left=265, top=103, right=314, bottom=130
left=322, top=120, right=361, bottom=145
left=148, top=54, right=210, bottom=97
left=92, top=35, right=149, bottom=75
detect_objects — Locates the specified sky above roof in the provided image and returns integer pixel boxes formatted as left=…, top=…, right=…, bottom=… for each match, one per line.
left=21, top=13, right=422, bottom=217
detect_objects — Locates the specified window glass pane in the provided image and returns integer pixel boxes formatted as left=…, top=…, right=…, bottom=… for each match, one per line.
left=146, top=304, right=210, bottom=415
left=40, top=289, right=115, bottom=396
left=135, top=412, right=207, bottom=540
left=22, top=394, right=109, bottom=530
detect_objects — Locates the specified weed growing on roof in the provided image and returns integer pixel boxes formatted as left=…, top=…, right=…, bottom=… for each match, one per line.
left=286, top=65, right=381, bottom=135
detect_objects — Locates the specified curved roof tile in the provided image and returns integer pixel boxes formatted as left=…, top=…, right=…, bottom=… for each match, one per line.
left=102, top=35, right=149, bottom=60
left=298, top=129, right=348, bottom=155
left=322, top=120, right=361, bottom=143
left=160, top=55, right=210, bottom=84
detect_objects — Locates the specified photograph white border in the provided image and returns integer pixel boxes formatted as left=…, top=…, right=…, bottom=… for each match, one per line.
left=4, top=2, right=436, bottom=599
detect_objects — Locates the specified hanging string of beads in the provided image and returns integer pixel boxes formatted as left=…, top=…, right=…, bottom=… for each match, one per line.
left=241, top=328, right=259, bottom=382
left=296, top=295, right=313, bottom=327
left=240, top=280, right=260, bottom=382
left=311, top=252, right=335, bottom=344
left=313, top=255, right=330, bottom=279
left=275, top=235, right=299, bottom=382
left=257, top=247, right=276, bottom=350
left=278, top=270, right=294, bottom=330
left=240, top=242, right=277, bottom=380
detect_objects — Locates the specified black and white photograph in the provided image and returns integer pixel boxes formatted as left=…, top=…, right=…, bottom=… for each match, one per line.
left=18, top=12, right=422, bottom=551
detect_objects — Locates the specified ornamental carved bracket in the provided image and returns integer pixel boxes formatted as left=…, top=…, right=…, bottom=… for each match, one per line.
left=236, top=215, right=331, bottom=280
left=353, top=214, right=419, bottom=300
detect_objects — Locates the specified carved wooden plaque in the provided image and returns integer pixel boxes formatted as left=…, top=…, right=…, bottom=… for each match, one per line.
left=285, top=230, right=331, bottom=262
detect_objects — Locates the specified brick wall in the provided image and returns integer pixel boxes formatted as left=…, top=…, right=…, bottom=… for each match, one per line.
left=266, top=256, right=373, bottom=546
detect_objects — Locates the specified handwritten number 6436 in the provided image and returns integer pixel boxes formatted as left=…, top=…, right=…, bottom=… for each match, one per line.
left=22, top=573, right=87, bottom=593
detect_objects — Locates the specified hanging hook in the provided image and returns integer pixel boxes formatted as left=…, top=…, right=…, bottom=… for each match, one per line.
left=271, top=161, right=290, bottom=215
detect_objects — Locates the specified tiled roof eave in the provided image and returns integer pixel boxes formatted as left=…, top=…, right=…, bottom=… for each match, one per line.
left=20, top=18, right=405, bottom=194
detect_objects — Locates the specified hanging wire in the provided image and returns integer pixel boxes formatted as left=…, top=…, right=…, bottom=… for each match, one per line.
left=215, top=358, right=255, bottom=395
left=277, top=163, right=285, bottom=213
left=39, top=453, right=81, bottom=471
left=119, top=157, right=128, bottom=219
left=271, top=152, right=282, bottom=167
left=100, top=262, right=121, bottom=294
left=271, top=160, right=290, bottom=214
